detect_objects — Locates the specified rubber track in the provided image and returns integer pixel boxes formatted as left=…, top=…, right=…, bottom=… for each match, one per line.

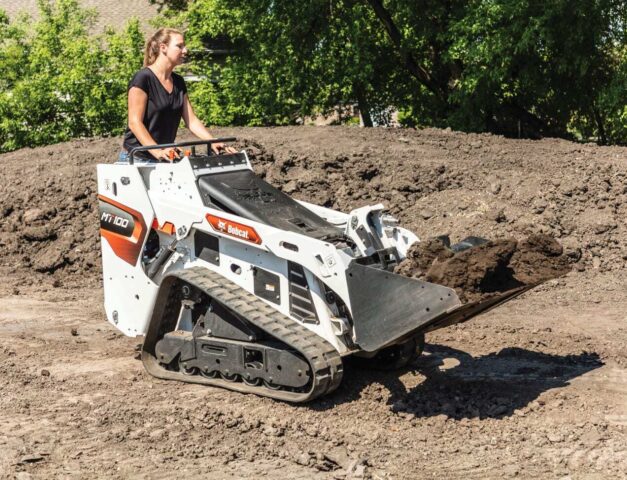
left=142, top=266, right=344, bottom=402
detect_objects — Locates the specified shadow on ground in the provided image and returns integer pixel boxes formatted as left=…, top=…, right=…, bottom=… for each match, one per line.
left=314, top=344, right=603, bottom=419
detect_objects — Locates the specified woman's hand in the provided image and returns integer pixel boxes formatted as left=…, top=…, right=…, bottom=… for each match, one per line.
left=211, top=142, right=238, bottom=155
left=150, top=147, right=180, bottom=162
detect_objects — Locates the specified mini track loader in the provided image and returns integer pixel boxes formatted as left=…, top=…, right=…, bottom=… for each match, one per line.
left=97, top=139, right=529, bottom=402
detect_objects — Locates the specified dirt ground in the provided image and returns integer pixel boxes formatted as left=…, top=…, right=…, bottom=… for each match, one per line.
left=0, top=127, right=626, bottom=479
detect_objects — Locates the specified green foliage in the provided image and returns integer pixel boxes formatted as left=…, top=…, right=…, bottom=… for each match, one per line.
left=447, top=0, right=627, bottom=141
left=1, top=0, right=626, bottom=149
left=0, top=0, right=144, bottom=153
left=158, top=0, right=627, bottom=143
left=175, top=0, right=403, bottom=126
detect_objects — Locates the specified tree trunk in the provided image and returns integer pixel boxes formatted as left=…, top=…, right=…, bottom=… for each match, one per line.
left=593, top=106, right=607, bottom=145
left=355, top=86, right=373, bottom=127
left=501, top=100, right=551, bottom=139
left=365, top=0, right=444, bottom=99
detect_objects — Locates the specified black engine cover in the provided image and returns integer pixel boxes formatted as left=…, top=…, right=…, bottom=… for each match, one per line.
left=197, top=169, right=341, bottom=240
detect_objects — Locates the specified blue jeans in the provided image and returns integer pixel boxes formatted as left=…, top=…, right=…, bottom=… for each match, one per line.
left=117, top=151, right=158, bottom=164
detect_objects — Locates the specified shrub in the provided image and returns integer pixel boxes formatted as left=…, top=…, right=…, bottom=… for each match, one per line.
left=0, top=0, right=144, bottom=153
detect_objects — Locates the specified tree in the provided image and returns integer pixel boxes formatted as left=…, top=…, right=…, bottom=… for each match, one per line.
left=156, top=0, right=627, bottom=143
left=0, top=0, right=144, bottom=153
left=172, top=0, right=404, bottom=126
left=2, top=0, right=625, bottom=148
left=445, top=0, right=627, bottom=141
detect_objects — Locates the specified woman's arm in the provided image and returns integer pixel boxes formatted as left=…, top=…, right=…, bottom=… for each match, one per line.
left=128, top=87, right=176, bottom=160
left=182, top=94, right=236, bottom=154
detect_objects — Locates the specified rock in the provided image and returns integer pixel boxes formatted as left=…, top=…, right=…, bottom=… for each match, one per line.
left=247, top=146, right=263, bottom=157
left=579, top=429, right=603, bottom=444
left=70, top=328, right=78, bottom=336
left=550, top=399, right=564, bottom=408
left=344, top=458, right=369, bottom=479
left=313, top=453, right=341, bottom=472
left=263, top=426, right=284, bottom=437
left=560, top=237, right=582, bottom=262
left=282, top=180, right=299, bottom=194
left=489, top=182, right=501, bottom=194
left=148, top=428, right=165, bottom=439
left=419, top=209, right=435, bottom=220
left=348, top=464, right=366, bottom=479
left=486, top=208, right=507, bottom=223
left=532, top=199, right=548, bottom=214
left=32, top=248, right=67, bottom=273
left=296, top=452, right=312, bottom=466
left=23, top=208, right=46, bottom=224
left=547, top=432, right=564, bottom=443
left=21, top=226, right=56, bottom=242
left=19, top=454, right=44, bottom=464
left=40, top=369, right=50, bottom=377
left=1, top=205, right=13, bottom=218
left=594, top=223, right=615, bottom=234
left=225, top=418, right=241, bottom=428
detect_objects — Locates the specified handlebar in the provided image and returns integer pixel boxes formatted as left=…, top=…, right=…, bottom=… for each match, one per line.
left=128, top=137, right=237, bottom=165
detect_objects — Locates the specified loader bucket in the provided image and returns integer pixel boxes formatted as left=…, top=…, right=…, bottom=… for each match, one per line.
left=420, top=284, right=535, bottom=333
left=345, top=261, right=535, bottom=352
left=345, top=261, right=461, bottom=352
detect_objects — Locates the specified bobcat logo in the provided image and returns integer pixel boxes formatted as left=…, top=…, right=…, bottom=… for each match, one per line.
left=206, top=214, right=261, bottom=244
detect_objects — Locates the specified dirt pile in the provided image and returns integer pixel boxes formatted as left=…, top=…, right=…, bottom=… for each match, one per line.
left=243, top=127, right=626, bottom=275
left=0, top=138, right=116, bottom=288
left=1, top=126, right=626, bottom=291
left=395, top=234, right=571, bottom=302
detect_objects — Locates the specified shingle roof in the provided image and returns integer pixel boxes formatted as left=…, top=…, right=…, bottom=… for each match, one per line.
left=0, top=0, right=160, bottom=34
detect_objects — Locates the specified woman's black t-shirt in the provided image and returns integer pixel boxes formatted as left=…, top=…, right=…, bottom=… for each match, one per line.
left=122, top=68, right=187, bottom=159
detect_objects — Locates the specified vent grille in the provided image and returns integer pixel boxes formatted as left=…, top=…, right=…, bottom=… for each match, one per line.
left=288, top=262, right=319, bottom=324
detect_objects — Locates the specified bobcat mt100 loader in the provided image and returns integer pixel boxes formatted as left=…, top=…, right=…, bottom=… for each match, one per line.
left=97, top=139, right=529, bottom=402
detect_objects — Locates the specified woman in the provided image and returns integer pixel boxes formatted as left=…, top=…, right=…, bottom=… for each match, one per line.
left=121, top=28, right=234, bottom=162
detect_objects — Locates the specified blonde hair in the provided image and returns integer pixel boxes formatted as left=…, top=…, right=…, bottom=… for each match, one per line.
left=143, top=28, right=183, bottom=67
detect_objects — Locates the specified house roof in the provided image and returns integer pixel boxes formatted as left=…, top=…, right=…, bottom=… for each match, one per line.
left=0, top=0, right=160, bottom=34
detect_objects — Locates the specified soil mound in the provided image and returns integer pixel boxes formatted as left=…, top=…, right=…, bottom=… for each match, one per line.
left=0, top=138, right=116, bottom=288
left=1, top=126, right=625, bottom=291
left=395, top=234, right=571, bottom=303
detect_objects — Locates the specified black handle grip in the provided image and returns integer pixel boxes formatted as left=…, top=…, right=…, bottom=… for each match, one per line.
left=128, top=137, right=237, bottom=164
